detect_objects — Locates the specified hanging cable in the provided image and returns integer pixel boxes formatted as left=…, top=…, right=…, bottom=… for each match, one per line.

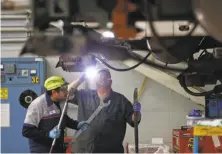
left=72, top=3, right=191, bottom=73
left=92, top=51, right=151, bottom=72
left=88, top=1, right=189, bottom=73
left=92, top=50, right=185, bottom=72
left=178, top=74, right=222, bottom=96
left=92, top=38, right=186, bottom=72
left=129, top=52, right=185, bottom=72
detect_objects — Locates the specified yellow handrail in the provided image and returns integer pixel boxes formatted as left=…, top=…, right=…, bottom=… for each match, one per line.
left=137, top=55, right=155, bottom=99
left=138, top=77, right=147, bottom=99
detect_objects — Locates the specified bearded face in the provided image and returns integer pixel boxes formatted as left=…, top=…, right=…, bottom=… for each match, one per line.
left=95, top=69, right=112, bottom=89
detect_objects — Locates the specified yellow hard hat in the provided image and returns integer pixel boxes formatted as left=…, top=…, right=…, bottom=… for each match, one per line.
left=44, top=76, right=67, bottom=91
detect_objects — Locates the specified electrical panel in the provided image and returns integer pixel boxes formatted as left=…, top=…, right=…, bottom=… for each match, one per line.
left=0, top=57, right=46, bottom=153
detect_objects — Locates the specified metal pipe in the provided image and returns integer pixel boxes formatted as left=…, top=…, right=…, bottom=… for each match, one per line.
left=49, top=76, right=85, bottom=153
left=1, top=20, right=30, bottom=27
left=49, top=92, right=71, bottom=153
left=133, top=88, right=139, bottom=153
left=1, top=27, right=30, bottom=32
left=1, top=9, right=30, bottom=15
left=1, top=14, right=28, bottom=20
left=1, top=32, right=28, bottom=39
left=193, top=136, right=199, bottom=153
left=1, top=38, right=27, bottom=43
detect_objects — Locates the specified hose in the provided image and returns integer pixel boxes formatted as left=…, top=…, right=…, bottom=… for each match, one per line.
left=92, top=51, right=151, bottom=72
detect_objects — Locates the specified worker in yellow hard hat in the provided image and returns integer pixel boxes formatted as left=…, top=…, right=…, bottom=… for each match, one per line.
left=44, top=76, right=69, bottom=101
left=22, top=76, right=89, bottom=153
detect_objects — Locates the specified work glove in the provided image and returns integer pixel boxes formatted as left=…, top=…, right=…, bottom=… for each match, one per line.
left=188, top=109, right=202, bottom=117
left=133, top=101, right=141, bottom=113
left=49, top=125, right=61, bottom=139
left=77, top=121, right=89, bottom=131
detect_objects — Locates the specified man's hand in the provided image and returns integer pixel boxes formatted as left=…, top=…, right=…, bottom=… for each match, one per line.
left=49, top=125, right=61, bottom=139
left=132, top=101, right=141, bottom=122
left=133, top=101, right=141, bottom=113
left=77, top=121, right=89, bottom=131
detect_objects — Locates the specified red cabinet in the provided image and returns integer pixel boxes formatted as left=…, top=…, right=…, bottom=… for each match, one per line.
left=173, top=128, right=222, bottom=153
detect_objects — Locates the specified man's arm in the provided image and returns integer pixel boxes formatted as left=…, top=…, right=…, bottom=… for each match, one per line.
left=123, top=96, right=141, bottom=127
left=22, top=125, right=53, bottom=146
left=67, top=74, right=86, bottom=105
left=65, top=115, right=79, bottom=129
left=22, top=103, right=53, bottom=145
left=67, top=74, right=85, bottom=92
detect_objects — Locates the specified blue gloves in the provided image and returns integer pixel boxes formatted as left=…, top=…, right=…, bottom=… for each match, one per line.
left=49, top=126, right=61, bottom=139
left=133, top=101, right=141, bottom=113
left=77, top=121, right=89, bottom=131
left=188, top=109, right=202, bottom=117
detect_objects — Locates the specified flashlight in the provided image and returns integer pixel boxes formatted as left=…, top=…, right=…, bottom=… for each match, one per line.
left=85, top=66, right=98, bottom=79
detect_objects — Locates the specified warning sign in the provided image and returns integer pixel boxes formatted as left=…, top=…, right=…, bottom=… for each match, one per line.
left=0, top=88, right=8, bottom=99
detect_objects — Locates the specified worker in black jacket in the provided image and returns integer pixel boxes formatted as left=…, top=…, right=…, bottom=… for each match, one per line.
left=22, top=76, right=89, bottom=153
left=71, top=68, right=142, bottom=153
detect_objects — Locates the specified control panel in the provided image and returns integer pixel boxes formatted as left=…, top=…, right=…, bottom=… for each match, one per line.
left=1, top=60, right=43, bottom=85
left=1, top=57, right=46, bottom=153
